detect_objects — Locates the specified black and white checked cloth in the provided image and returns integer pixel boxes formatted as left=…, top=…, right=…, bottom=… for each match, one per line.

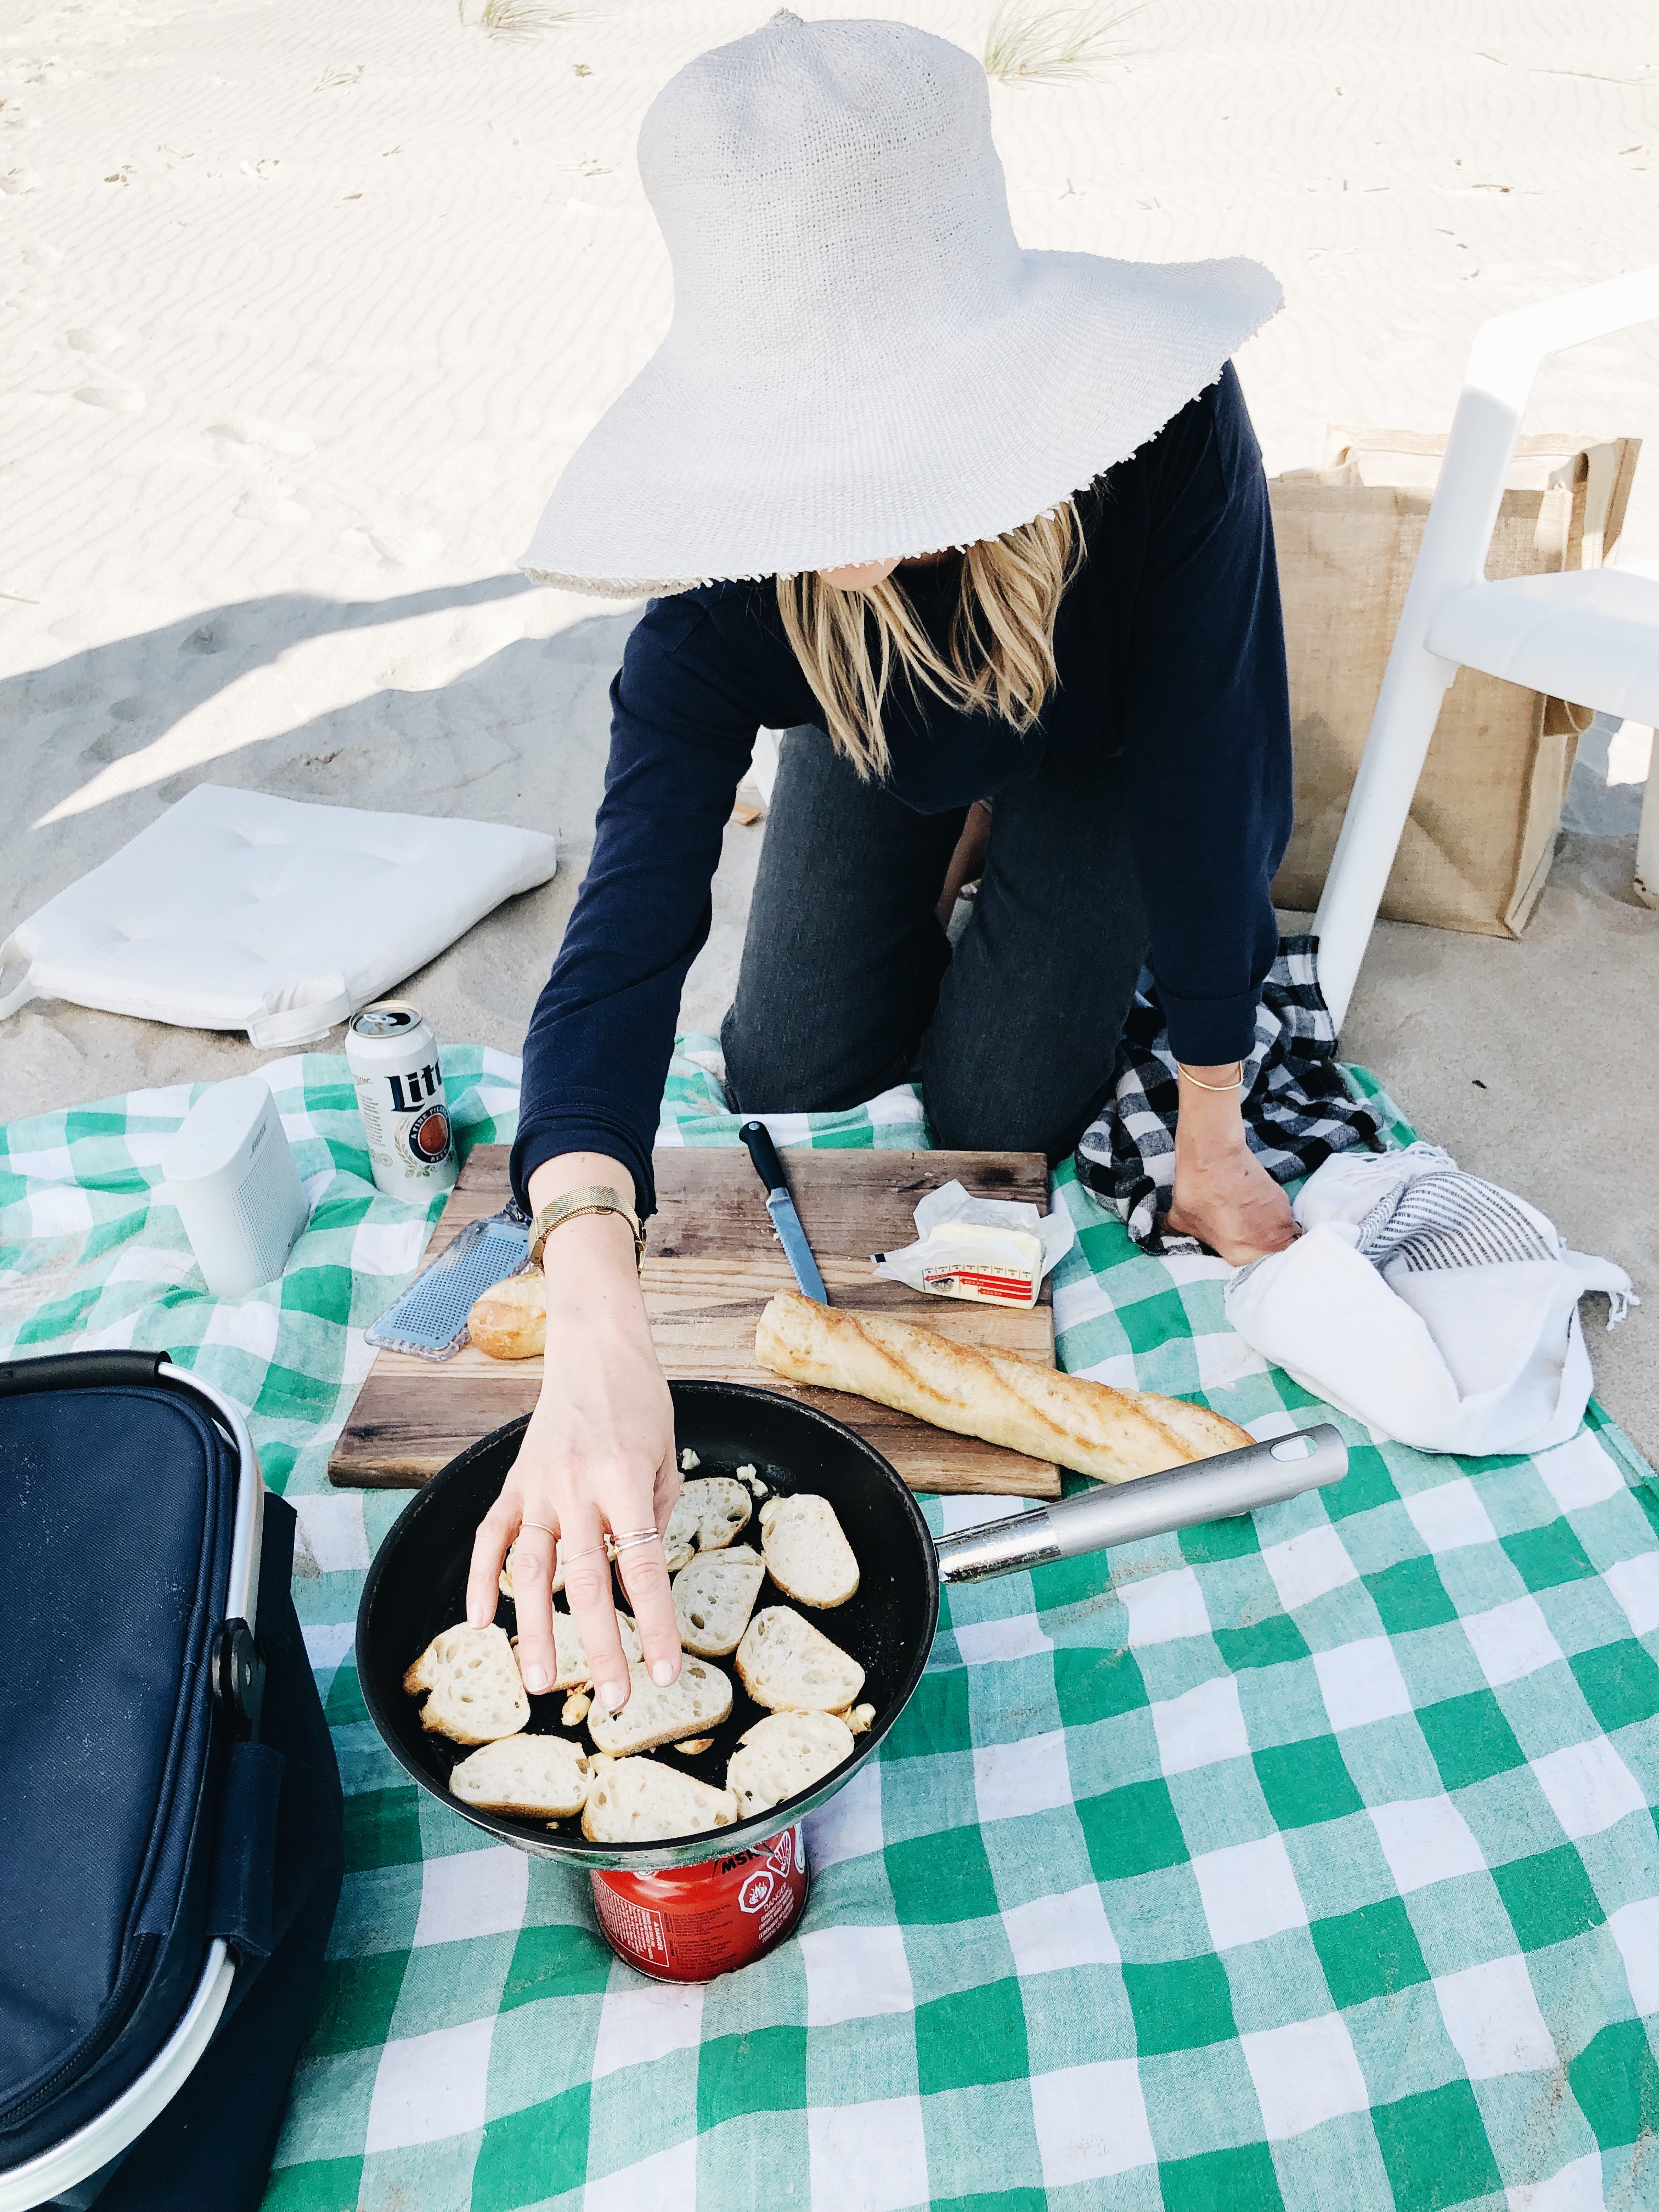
left=1075, top=934, right=1385, bottom=1256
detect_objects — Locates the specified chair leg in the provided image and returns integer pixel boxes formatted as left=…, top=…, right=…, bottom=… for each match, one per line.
left=1313, top=645, right=1459, bottom=1029
left=1637, top=727, right=1659, bottom=911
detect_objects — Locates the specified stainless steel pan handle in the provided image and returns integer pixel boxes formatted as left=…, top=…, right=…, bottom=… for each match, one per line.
left=933, top=1424, right=1348, bottom=1584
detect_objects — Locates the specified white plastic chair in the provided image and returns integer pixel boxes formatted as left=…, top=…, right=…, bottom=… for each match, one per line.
left=1315, top=266, right=1659, bottom=1029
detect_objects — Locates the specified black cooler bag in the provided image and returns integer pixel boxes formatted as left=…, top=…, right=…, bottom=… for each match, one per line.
left=0, top=1351, right=343, bottom=2210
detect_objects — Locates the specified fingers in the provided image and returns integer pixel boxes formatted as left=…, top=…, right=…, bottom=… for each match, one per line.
left=510, top=1521, right=560, bottom=1694
left=561, top=1510, right=633, bottom=1713
left=466, top=1493, right=519, bottom=1631
left=653, top=1452, right=684, bottom=1533
left=617, top=1460, right=681, bottom=1690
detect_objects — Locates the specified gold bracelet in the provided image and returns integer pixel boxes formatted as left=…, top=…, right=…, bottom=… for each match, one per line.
left=1175, top=1060, right=1245, bottom=1093
left=527, top=1184, right=645, bottom=1272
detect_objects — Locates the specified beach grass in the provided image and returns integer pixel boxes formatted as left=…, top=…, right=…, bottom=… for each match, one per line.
left=459, top=0, right=575, bottom=36
left=983, top=1, right=1147, bottom=84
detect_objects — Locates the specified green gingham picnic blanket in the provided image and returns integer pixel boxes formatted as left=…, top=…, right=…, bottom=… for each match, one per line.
left=2, top=1037, right=1656, bottom=2211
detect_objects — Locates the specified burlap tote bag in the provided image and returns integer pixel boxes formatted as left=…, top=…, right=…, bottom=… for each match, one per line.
left=1269, top=431, right=1640, bottom=936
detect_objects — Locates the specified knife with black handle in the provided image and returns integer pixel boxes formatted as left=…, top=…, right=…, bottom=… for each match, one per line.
left=739, top=1120, right=829, bottom=1304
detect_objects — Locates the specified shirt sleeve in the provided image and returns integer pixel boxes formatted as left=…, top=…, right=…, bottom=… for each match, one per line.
left=1119, top=360, right=1294, bottom=1064
left=510, top=596, right=763, bottom=1218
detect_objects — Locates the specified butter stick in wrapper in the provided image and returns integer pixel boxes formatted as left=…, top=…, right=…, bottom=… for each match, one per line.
left=873, top=1180, right=1074, bottom=1308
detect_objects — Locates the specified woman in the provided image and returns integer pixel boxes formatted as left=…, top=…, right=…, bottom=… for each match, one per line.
left=466, top=13, right=1297, bottom=1709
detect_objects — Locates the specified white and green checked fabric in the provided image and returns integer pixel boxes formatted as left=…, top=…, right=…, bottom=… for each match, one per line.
left=2, top=1041, right=1656, bottom=2212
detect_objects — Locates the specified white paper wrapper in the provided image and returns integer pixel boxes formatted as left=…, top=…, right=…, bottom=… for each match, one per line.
left=872, top=1179, right=1075, bottom=1307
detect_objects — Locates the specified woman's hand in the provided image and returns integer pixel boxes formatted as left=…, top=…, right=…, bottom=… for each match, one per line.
left=464, top=1157, right=681, bottom=1712
left=1163, top=1063, right=1299, bottom=1265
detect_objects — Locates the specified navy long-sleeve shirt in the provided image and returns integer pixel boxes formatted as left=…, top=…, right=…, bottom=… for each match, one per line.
left=512, top=361, right=1293, bottom=1218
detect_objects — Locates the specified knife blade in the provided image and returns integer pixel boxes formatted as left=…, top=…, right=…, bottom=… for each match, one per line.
left=739, top=1119, right=828, bottom=1304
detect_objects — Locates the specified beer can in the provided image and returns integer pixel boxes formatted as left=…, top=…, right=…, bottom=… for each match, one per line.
left=346, top=1001, right=458, bottom=1201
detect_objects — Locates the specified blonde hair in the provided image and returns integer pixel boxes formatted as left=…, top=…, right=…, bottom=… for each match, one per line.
left=775, top=505, right=1083, bottom=779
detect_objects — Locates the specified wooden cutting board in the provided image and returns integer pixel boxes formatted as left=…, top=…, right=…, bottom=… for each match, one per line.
left=328, top=1146, right=1061, bottom=1497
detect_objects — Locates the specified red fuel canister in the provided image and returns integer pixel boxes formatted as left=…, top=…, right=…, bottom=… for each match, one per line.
left=590, top=1826, right=809, bottom=1982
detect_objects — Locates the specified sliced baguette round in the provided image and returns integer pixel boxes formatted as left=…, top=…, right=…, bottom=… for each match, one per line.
left=581, top=1757, right=739, bottom=1844
left=402, top=1624, right=529, bottom=1746
left=758, top=1494, right=859, bottom=1609
left=664, top=1477, right=753, bottom=1572
left=449, top=1734, right=594, bottom=1818
left=586, top=1654, right=733, bottom=1757
left=726, top=1709, right=855, bottom=1818
left=469, top=1269, right=545, bottom=1360
left=507, top=1610, right=591, bottom=1694
left=735, top=1607, right=865, bottom=1714
left=673, top=1545, right=766, bottom=1656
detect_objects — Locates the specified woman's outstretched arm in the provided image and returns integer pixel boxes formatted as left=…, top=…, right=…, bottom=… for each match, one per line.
left=465, top=1150, right=680, bottom=1712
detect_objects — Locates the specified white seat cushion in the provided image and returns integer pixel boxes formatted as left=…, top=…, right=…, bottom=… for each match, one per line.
left=1427, top=561, right=1659, bottom=724
left=0, top=785, right=557, bottom=1045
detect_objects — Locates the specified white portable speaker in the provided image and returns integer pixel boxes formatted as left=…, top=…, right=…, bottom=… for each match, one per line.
left=163, top=1077, right=310, bottom=1299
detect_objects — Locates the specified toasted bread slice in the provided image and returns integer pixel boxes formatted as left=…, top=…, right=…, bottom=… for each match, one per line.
left=735, top=1607, right=865, bottom=1714
left=758, top=1494, right=859, bottom=1609
left=664, top=1477, right=752, bottom=1571
left=402, top=1624, right=529, bottom=1745
left=581, top=1756, right=738, bottom=1843
left=726, top=1709, right=855, bottom=1818
left=586, top=1655, right=733, bottom=1756
left=448, top=1733, right=594, bottom=1818
left=673, top=1544, right=766, bottom=1656
left=507, top=1610, right=590, bottom=1694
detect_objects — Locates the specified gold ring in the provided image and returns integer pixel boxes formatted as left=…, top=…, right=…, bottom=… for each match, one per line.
left=519, top=1520, right=557, bottom=1538
left=610, top=1527, right=661, bottom=1552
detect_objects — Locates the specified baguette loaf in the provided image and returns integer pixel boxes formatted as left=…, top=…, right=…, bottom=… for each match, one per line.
left=469, top=1270, right=545, bottom=1361
left=754, top=1287, right=1250, bottom=1482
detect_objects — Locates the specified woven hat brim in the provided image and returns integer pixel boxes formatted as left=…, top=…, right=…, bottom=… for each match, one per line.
left=518, top=253, right=1282, bottom=597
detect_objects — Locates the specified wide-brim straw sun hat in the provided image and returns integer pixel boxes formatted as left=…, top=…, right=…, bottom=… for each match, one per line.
left=520, top=10, right=1282, bottom=598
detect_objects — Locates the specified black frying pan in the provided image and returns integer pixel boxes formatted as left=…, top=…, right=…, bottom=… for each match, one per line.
left=357, top=1380, right=1346, bottom=1870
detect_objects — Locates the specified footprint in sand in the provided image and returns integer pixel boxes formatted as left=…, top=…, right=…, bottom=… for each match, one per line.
left=234, top=488, right=312, bottom=525
left=207, top=415, right=314, bottom=459
left=65, top=325, right=124, bottom=354
left=74, top=383, right=146, bottom=411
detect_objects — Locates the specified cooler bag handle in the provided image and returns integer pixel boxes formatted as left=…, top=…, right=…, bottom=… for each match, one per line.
left=208, top=1499, right=342, bottom=1972
left=0, top=1348, right=168, bottom=1396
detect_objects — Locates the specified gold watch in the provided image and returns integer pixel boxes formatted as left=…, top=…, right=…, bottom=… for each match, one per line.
left=527, top=1184, right=645, bottom=1272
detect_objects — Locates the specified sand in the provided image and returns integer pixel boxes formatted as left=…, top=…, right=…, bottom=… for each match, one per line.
left=3, top=1, right=1655, bottom=1452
